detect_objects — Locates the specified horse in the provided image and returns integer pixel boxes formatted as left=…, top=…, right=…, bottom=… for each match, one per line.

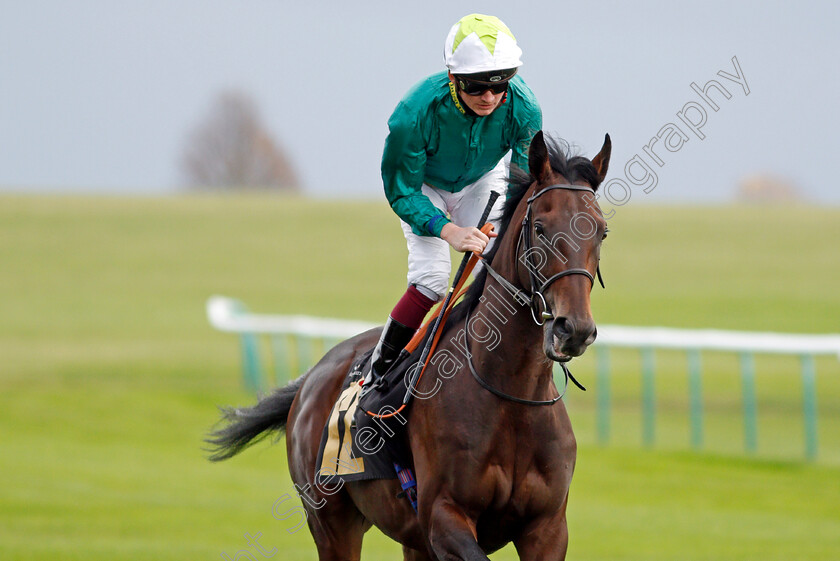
left=208, top=130, right=611, bottom=561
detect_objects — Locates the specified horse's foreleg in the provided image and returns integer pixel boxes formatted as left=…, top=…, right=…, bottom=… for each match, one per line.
left=425, top=499, right=489, bottom=561
left=512, top=506, right=569, bottom=561
left=402, top=544, right=435, bottom=561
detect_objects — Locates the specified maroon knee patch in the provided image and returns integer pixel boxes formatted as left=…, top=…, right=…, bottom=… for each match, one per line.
left=390, top=285, right=436, bottom=329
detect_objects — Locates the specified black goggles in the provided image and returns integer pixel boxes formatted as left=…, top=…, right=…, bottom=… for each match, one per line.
left=455, top=76, right=510, bottom=96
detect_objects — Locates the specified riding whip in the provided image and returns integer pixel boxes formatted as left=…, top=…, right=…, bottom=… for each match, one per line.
left=403, top=190, right=500, bottom=405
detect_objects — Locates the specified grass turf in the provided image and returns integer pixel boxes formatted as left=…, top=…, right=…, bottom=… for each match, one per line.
left=0, top=194, right=838, bottom=560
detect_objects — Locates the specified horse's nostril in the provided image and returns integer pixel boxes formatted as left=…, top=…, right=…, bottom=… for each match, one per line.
left=552, top=317, right=572, bottom=338
left=555, top=317, right=597, bottom=348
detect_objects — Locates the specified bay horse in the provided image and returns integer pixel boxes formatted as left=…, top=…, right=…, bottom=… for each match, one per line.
left=208, top=130, right=611, bottom=561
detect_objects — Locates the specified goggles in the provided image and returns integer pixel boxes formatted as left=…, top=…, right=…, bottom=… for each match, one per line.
left=456, top=77, right=509, bottom=96
left=454, top=68, right=517, bottom=96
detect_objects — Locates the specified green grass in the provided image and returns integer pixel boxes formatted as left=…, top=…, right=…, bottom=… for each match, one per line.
left=0, top=194, right=838, bottom=560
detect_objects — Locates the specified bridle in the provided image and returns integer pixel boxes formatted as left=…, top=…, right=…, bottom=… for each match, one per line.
left=483, top=183, right=605, bottom=326
left=521, top=183, right=605, bottom=325
left=466, top=182, right=605, bottom=405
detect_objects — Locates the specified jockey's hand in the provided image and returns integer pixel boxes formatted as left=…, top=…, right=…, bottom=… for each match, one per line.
left=440, top=223, right=498, bottom=254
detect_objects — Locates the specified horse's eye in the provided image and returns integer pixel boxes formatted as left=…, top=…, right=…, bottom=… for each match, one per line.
left=534, top=223, right=545, bottom=236
left=602, top=228, right=610, bottom=241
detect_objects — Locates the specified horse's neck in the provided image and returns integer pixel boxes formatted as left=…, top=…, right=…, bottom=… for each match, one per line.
left=462, top=187, right=556, bottom=397
left=468, top=276, right=554, bottom=396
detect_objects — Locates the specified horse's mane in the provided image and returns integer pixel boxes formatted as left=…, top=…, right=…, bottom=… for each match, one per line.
left=440, top=135, right=603, bottom=333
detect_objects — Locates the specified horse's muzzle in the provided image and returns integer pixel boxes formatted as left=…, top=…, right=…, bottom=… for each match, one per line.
left=543, top=316, right=597, bottom=362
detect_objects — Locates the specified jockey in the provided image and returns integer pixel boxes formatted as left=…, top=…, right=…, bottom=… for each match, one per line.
left=367, top=14, right=542, bottom=384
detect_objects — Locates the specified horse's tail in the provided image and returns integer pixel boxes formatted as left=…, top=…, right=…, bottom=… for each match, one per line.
left=205, top=374, right=307, bottom=462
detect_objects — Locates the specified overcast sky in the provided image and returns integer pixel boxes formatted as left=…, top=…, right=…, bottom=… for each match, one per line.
left=1, top=1, right=837, bottom=203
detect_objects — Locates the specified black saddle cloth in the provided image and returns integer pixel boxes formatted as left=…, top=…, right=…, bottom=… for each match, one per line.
left=314, top=348, right=418, bottom=486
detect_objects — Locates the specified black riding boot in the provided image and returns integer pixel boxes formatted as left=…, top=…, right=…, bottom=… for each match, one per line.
left=363, top=317, right=416, bottom=390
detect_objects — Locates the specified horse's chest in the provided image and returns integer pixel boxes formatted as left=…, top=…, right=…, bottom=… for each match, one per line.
left=418, top=398, right=575, bottom=514
left=501, top=446, right=570, bottom=507
left=469, top=445, right=570, bottom=547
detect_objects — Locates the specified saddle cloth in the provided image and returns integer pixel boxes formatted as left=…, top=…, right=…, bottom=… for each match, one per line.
left=314, top=349, right=417, bottom=486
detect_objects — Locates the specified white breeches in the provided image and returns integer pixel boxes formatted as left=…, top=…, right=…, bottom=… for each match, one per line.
left=400, top=160, right=508, bottom=300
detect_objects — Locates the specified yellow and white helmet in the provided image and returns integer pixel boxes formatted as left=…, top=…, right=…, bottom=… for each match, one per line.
left=443, top=14, right=523, bottom=76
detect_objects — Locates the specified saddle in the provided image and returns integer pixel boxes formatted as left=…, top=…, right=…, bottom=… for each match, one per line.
left=314, top=347, right=417, bottom=483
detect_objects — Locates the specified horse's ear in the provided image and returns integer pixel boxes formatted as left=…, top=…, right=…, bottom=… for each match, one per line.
left=591, top=133, right=612, bottom=182
left=528, top=130, right=552, bottom=183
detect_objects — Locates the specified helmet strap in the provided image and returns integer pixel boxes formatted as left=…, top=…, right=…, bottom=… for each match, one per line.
left=448, top=79, right=467, bottom=115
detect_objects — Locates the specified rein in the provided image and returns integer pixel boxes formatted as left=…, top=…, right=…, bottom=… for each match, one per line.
left=462, top=300, right=585, bottom=406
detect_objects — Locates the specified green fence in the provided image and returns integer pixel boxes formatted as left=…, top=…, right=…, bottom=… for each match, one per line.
left=208, top=296, right=840, bottom=462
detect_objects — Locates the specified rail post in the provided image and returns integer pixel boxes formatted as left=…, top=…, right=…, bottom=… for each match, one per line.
left=641, top=347, right=656, bottom=447
left=739, top=352, right=758, bottom=454
left=687, top=349, right=704, bottom=450
left=240, top=333, right=263, bottom=393
left=800, top=354, right=819, bottom=460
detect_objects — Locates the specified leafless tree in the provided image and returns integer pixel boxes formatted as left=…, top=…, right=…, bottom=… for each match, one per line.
left=182, top=91, right=299, bottom=191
